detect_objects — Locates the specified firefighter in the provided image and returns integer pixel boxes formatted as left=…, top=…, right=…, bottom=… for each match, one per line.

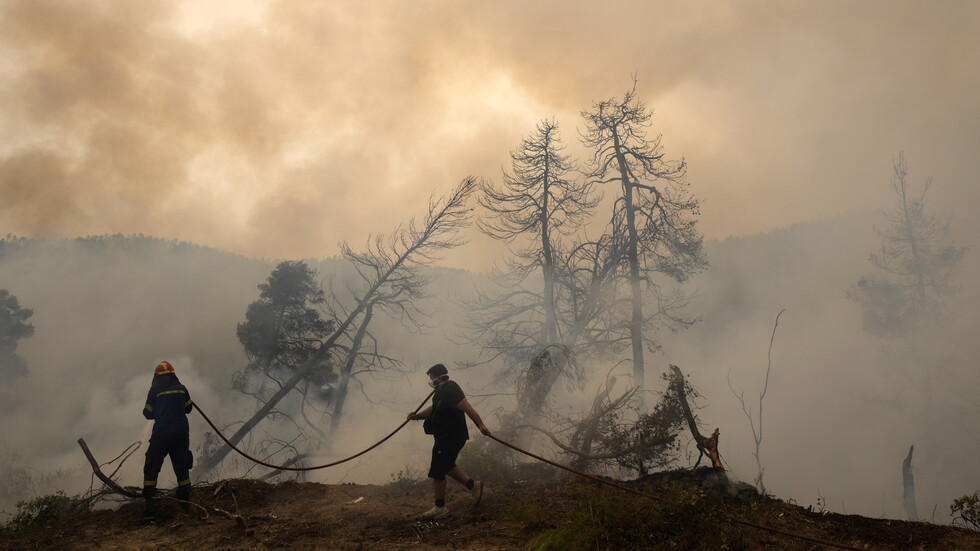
left=142, top=360, right=194, bottom=514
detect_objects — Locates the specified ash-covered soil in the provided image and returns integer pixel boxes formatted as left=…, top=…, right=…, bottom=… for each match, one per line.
left=3, top=470, right=979, bottom=550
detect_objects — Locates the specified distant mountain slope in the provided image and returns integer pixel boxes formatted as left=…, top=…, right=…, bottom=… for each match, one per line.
left=1, top=234, right=273, bottom=388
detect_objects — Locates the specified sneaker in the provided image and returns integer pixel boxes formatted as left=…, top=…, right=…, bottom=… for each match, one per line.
left=421, top=505, right=448, bottom=518
left=471, top=480, right=484, bottom=504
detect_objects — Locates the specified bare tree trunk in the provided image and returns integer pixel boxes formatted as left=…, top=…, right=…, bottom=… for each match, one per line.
left=568, top=377, right=622, bottom=470
left=328, top=302, right=374, bottom=439
left=540, top=136, right=559, bottom=345
left=728, top=309, right=784, bottom=493
left=618, top=151, right=647, bottom=401
left=669, top=365, right=722, bottom=469
left=516, top=346, right=569, bottom=423
left=258, top=453, right=310, bottom=482
left=903, top=444, right=919, bottom=521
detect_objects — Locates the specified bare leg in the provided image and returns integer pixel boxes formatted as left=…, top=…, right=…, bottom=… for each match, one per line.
left=446, top=466, right=470, bottom=485
left=433, top=478, right=448, bottom=501
left=433, top=467, right=470, bottom=501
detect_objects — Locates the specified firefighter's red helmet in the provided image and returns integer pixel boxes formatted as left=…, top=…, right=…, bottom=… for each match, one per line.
left=154, top=361, right=175, bottom=376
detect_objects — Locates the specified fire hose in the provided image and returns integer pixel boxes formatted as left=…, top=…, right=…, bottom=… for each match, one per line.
left=487, top=430, right=863, bottom=551
left=80, top=390, right=862, bottom=550
left=190, top=390, right=434, bottom=471
left=195, top=394, right=863, bottom=550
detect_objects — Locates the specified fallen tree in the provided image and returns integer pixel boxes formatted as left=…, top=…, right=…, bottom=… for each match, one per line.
left=194, top=177, right=477, bottom=477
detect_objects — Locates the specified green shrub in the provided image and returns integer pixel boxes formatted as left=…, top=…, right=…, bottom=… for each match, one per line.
left=951, top=491, right=980, bottom=531
left=2, top=491, right=83, bottom=532
left=530, top=484, right=739, bottom=551
left=504, top=496, right=555, bottom=531
left=457, top=439, right=516, bottom=482
left=388, top=464, right=426, bottom=491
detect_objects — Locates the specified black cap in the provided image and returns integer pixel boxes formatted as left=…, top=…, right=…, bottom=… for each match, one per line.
left=426, top=363, right=448, bottom=378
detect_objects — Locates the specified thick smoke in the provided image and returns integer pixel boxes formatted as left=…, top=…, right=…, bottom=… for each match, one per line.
left=1, top=1, right=978, bottom=268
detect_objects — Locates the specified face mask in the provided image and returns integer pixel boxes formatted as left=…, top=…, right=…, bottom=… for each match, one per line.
left=428, top=375, right=445, bottom=389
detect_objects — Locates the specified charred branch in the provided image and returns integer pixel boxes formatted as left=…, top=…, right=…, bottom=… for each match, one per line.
left=668, top=365, right=722, bottom=470
left=77, top=438, right=141, bottom=498
left=903, top=444, right=919, bottom=521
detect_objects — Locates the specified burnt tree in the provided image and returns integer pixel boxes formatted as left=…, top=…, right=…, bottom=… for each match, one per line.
left=670, top=364, right=722, bottom=469
left=582, top=80, right=706, bottom=399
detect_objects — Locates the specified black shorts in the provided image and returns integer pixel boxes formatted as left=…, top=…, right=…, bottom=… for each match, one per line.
left=427, top=437, right=466, bottom=480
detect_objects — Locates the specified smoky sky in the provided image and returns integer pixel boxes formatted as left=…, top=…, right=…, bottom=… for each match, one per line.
left=1, top=0, right=978, bottom=268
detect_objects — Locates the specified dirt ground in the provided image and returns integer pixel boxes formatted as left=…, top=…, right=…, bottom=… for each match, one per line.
left=3, top=474, right=980, bottom=550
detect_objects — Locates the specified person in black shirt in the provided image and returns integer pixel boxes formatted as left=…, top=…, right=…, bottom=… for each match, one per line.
left=407, top=363, right=491, bottom=518
left=142, top=360, right=194, bottom=514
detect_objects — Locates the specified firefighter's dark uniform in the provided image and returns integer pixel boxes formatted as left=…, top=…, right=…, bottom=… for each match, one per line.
left=142, top=381, right=193, bottom=503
